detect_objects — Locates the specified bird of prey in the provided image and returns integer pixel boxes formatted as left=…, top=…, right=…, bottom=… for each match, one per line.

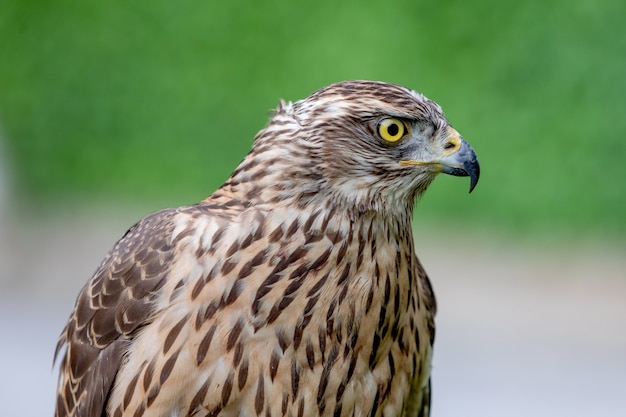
left=54, top=80, right=479, bottom=417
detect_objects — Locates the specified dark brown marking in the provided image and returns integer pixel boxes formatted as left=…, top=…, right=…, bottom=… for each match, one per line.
left=293, top=320, right=304, bottom=350
left=253, top=212, right=266, bottom=240
left=237, top=249, right=267, bottom=280
left=255, top=374, right=265, bottom=416
left=282, top=392, right=289, bottom=417
left=297, top=398, right=304, bottom=417
left=276, top=329, right=290, bottom=353
left=286, top=247, right=309, bottom=266
left=375, top=262, right=383, bottom=286
left=123, top=372, right=140, bottom=409
left=355, top=251, right=364, bottom=272
left=159, top=348, right=180, bottom=385
left=305, top=232, right=324, bottom=244
left=196, top=325, right=217, bottom=365
left=367, top=220, right=374, bottom=241
left=223, top=280, right=243, bottom=306
left=188, top=381, right=209, bottom=416
left=171, top=228, right=194, bottom=246
left=337, top=283, right=349, bottom=306
left=286, top=218, right=300, bottom=238
left=227, top=319, right=244, bottom=351
left=318, top=326, right=326, bottom=362
left=302, top=209, right=321, bottom=233
left=317, top=345, right=339, bottom=408
left=370, top=228, right=377, bottom=252
left=284, top=271, right=305, bottom=296
left=336, top=379, right=346, bottom=403
left=232, top=341, right=244, bottom=366
left=221, top=259, right=237, bottom=276
left=238, top=358, right=249, bottom=390
left=369, top=334, right=381, bottom=368
left=370, top=387, right=381, bottom=417
left=206, top=264, right=221, bottom=284
left=163, top=315, right=187, bottom=354
left=211, top=226, right=225, bottom=247
left=335, top=242, right=348, bottom=266
left=171, top=278, right=185, bottom=299
left=310, top=246, right=332, bottom=270
left=272, top=255, right=291, bottom=275
left=143, top=359, right=156, bottom=391
left=349, top=329, right=358, bottom=351
left=415, top=322, right=421, bottom=351
left=347, top=355, right=357, bottom=382
left=267, top=296, right=294, bottom=324
left=239, top=232, right=254, bottom=251
left=195, top=243, right=206, bottom=258
left=398, top=328, right=407, bottom=354
left=325, top=298, right=337, bottom=337
left=393, top=282, right=401, bottom=317
left=133, top=402, right=147, bottom=417
left=270, top=350, right=280, bottom=381
left=306, top=272, right=330, bottom=298
left=318, top=397, right=326, bottom=415
left=291, top=358, right=300, bottom=398
left=336, top=263, right=351, bottom=286
left=333, top=402, right=342, bottom=417
left=268, top=226, right=284, bottom=243
left=306, top=339, right=315, bottom=370
left=252, top=273, right=282, bottom=315
left=146, top=384, right=160, bottom=408
left=324, top=230, right=341, bottom=244
left=191, top=277, right=206, bottom=301
left=288, top=263, right=309, bottom=282
left=388, top=352, right=396, bottom=376
left=320, top=206, right=336, bottom=231
left=196, top=301, right=219, bottom=330
left=357, top=233, right=366, bottom=258
left=391, top=319, right=400, bottom=342
left=365, top=287, right=374, bottom=313
left=382, top=280, right=390, bottom=320
left=221, top=371, right=234, bottom=406
left=343, top=344, right=350, bottom=360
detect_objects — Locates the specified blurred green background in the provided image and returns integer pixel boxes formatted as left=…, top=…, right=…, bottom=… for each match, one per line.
left=1, top=0, right=625, bottom=242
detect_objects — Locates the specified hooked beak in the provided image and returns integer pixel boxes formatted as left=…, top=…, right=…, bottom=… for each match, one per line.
left=438, top=138, right=480, bottom=193
left=400, top=129, right=480, bottom=193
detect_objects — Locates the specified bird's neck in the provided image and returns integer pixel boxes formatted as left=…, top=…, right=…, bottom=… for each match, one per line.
left=211, top=179, right=416, bottom=227
left=211, top=159, right=418, bottom=224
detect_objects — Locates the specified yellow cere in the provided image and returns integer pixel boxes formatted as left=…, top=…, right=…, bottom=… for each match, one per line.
left=442, top=128, right=462, bottom=156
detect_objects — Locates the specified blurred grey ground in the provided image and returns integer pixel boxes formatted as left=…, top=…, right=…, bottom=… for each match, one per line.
left=0, top=211, right=625, bottom=416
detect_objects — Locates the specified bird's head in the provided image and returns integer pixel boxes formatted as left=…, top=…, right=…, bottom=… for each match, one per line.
left=232, top=81, right=479, bottom=216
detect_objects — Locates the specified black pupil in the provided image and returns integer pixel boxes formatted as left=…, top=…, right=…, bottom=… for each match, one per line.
left=387, top=123, right=400, bottom=137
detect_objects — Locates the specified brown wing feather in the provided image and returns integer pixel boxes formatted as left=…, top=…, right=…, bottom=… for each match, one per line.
left=54, top=208, right=179, bottom=417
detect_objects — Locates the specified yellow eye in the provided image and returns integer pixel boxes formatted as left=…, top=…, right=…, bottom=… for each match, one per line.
left=378, top=118, right=408, bottom=143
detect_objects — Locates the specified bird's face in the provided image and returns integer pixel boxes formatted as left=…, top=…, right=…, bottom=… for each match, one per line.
left=386, top=117, right=480, bottom=192
left=240, top=81, right=479, bottom=216
left=284, top=81, right=480, bottom=214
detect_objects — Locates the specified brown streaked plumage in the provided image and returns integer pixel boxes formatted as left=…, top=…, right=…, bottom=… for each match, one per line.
left=54, top=80, right=479, bottom=417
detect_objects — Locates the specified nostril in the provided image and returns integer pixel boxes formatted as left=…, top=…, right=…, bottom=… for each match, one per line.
left=444, top=141, right=456, bottom=150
